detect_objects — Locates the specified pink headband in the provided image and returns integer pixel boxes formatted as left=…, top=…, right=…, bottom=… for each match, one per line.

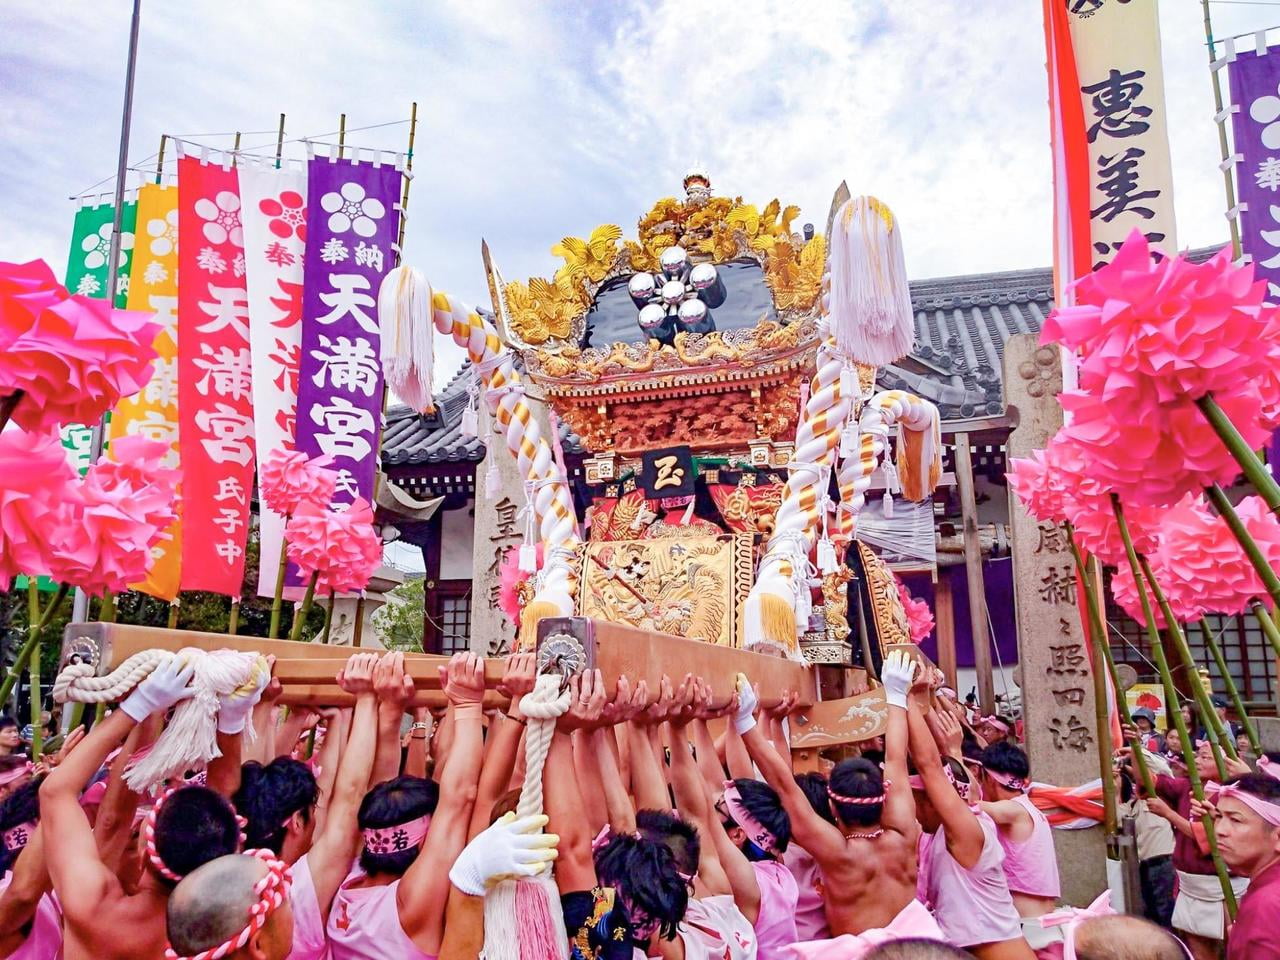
left=722, top=782, right=779, bottom=854
left=1039, top=891, right=1115, bottom=960
left=980, top=717, right=1012, bottom=735
left=2, top=821, right=36, bottom=852
left=827, top=783, right=889, bottom=806
left=165, top=849, right=292, bottom=960
left=1258, top=756, right=1280, bottom=782
left=984, top=768, right=1029, bottom=792
left=144, top=788, right=183, bottom=882
left=362, top=815, right=430, bottom=855
left=0, top=764, right=34, bottom=789
left=1208, top=782, right=1280, bottom=827
left=908, top=767, right=975, bottom=804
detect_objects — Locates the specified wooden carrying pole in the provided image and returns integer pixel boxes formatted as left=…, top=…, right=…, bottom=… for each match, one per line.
left=954, top=434, right=995, bottom=714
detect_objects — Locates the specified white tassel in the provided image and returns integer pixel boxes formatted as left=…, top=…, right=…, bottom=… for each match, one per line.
left=485, top=457, right=500, bottom=499
left=840, top=419, right=860, bottom=459
left=882, top=489, right=895, bottom=519
left=828, top=196, right=914, bottom=366
left=680, top=496, right=697, bottom=525
left=377, top=266, right=436, bottom=412
left=816, top=538, right=838, bottom=575
left=460, top=378, right=480, bottom=438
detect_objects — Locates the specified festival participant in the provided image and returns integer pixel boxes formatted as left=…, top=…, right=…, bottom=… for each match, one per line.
left=1115, top=770, right=1176, bottom=927
left=234, top=651, right=379, bottom=960
left=976, top=742, right=1061, bottom=955
left=906, top=680, right=1033, bottom=960
left=739, top=652, right=944, bottom=956
left=0, top=760, right=34, bottom=804
left=865, top=942, right=977, bottom=959
left=0, top=720, right=23, bottom=759
left=1066, top=914, right=1192, bottom=960
left=0, top=779, right=60, bottom=960
left=41, top=655, right=242, bottom=960
left=1131, top=709, right=1160, bottom=753
left=786, top=771, right=834, bottom=941
left=165, top=852, right=294, bottom=960
left=326, top=651, right=486, bottom=960
left=1197, top=768, right=1280, bottom=959
left=975, top=716, right=1015, bottom=748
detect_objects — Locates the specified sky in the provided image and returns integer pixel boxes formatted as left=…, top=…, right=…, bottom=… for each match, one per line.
left=1, top=0, right=1277, bottom=379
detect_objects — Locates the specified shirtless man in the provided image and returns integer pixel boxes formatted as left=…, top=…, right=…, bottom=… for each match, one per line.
left=166, top=852, right=294, bottom=960
left=977, top=742, right=1061, bottom=956
left=739, top=651, right=945, bottom=952
left=41, top=656, right=242, bottom=960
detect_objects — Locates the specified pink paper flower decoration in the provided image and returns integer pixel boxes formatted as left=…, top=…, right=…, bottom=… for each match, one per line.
left=1235, top=495, right=1280, bottom=570
left=895, top=580, right=934, bottom=644
left=1108, top=559, right=1190, bottom=629
left=498, top=542, right=542, bottom=626
left=259, top=449, right=338, bottom=517
left=1154, top=495, right=1267, bottom=617
left=1057, top=389, right=1267, bottom=508
left=285, top=497, right=383, bottom=595
left=0, top=260, right=67, bottom=349
left=1042, top=232, right=1280, bottom=416
left=47, top=435, right=180, bottom=596
left=0, top=295, right=160, bottom=433
left=1007, top=447, right=1072, bottom=525
left=0, top=428, right=77, bottom=586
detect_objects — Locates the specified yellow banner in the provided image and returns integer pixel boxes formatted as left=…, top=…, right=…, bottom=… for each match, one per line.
left=1066, top=0, right=1177, bottom=268
left=110, top=182, right=182, bottom=599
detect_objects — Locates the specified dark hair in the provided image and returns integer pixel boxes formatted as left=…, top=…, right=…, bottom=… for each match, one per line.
left=635, top=808, right=700, bottom=878
left=794, top=772, right=837, bottom=825
left=866, top=939, right=976, bottom=959
left=0, top=756, right=28, bottom=777
left=233, top=758, right=319, bottom=855
left=154, top=786, right=241, bottom=884
left=357, top=775, right=439, bottom=876
left=727, top=778, right=790, bottom=857
left=980, top=742, right=1030, bottom=781
left=960, top=737, right=985, bottom=763
left=0, top=718, right=17, bottom=733
left=0, top=777, right=41, bottom=873
left=1233, top=773, right=1280, bottom=804
left=1264, top=751, right=1280, bottom=767
left=828, top=758, right=885, bottom=828
left=594, top=832, right=688, bottom=941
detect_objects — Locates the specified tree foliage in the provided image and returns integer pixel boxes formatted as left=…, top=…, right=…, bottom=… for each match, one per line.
left=373, top=577, right=425, bottom=652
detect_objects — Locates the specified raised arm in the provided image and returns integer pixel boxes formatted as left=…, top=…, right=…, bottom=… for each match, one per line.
left=0, top=822, right=48, bottom=955
left=666, top=678, right=730, bottom=896
left=595, top=676, right=645, bottom=833
left=905, top=690, right=984, bottom=868
left=735, top=678, right=848, bottom=863
left=44, top=656, right=195, bottom=925
left=303, top=652, right=379, bottom=917
left=879, top=651, right=919, bottom=837
left=370, top=651, right=415, bottom=786
left=93, top=714, right=158, bottom=874
left=400, top=652, right=485, bottom=954
left=629, top=675, right=674, bottom=812
left=207, top=657, right=273, bottom=798
left=469, top=653, right=536, bottom=837
left=403, top=707, right=432, bottom=780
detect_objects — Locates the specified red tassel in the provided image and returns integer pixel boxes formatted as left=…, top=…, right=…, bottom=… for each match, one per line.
left=516, top=879, right=561, bottom=960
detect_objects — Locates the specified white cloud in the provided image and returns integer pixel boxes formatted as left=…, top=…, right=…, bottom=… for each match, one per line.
left=0, top=0, right=1270, bottom=385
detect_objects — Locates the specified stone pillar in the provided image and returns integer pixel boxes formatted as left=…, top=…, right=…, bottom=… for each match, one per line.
left=469, top=392, right=557, bottom=656
left=313, top=566, right=404, bottom=647
left=1003, top=334, right=1106, bottom=906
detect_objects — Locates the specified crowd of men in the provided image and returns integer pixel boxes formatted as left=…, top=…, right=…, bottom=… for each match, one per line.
left=0, top=647, right=1274, bottom=960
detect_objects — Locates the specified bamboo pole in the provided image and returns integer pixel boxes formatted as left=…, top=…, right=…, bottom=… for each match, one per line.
left=0, top=583, right=69, bottom=718
left=396, top=101, right=418, bottom=259
left=155, top=134, right=166, bottom=185
left=27, top=584, right=42, bottom=761
left=274, top=113, right=285, bottom=169
left=1112, top=496, right=1237, bottom=916
left=231, top=130, right=241, bottom=167
left=1197, top=395, right=1280, bottom=512
left=322, top=590, right=335, bottom=644
left=1251, top=600, right=1280, bottom=661
left=1205, top=484, right=1280, bottom=610
left=228, top=599, right=240, bottom=636
left=337, top=114, right=346, bottom=159
left=167, top=600, right=179, bottom=630
left=269, top=542, right=290, bottom=640
left=1199, top=618, right=1260, bottom=754
left=289, top=572, right=319, bottom=643
left=1201, top=0, right=1244, bottom=260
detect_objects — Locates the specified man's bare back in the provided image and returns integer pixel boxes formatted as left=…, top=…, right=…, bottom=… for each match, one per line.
left=63, top=885, right=169, bottom=960
left=818, top=826, right=921, bottom=936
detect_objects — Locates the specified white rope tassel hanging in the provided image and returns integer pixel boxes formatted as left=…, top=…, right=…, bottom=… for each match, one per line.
left=377, top=266, right=436, bottom=413
left=53, top=648, right=266, bottom=792
left=482, top=673, right=572, bottom=960
left=828, top=197, right=914, bottom=367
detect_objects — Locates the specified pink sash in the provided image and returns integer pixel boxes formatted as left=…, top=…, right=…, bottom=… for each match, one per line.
left=780, top=899, right=944, bottom=960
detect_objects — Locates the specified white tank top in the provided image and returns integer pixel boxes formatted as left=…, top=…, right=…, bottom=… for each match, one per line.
left=924, top=811, right=1024, bottom=948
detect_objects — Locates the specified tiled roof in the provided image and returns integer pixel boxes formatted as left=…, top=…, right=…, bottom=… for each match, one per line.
left=381, top=247, right=1226, bottom=467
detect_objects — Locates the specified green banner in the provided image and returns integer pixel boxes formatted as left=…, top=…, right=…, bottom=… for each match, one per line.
left=65, top=198, right=138, bottom=307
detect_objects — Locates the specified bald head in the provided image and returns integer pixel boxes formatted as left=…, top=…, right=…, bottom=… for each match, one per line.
left=166, top=854, right=291, bottom=960
left=1074, top=915, right=1188, bottom=960
left=866, top=940, right=975, bottom=959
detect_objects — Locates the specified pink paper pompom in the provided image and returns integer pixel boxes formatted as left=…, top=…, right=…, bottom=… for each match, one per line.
left=47, top=435, right=180, bottom=596
left=1155, top=496, right=1266, bottom=617
left=895, top=580, right=934, bottom=644
left=0, top=260, right=67, bottom=348
left=498, top=542, right=542, bottom=626
left=0, top=428, right=78, bottom=586
left=259, top=449, right=338, bottom=517
left=1042, top=232, right=1280, bottom=416
left=0, top=295, right=160, bottom=433
left=285, top=497, right=383, bottom=595
left=1007, top=447, right=1072, bottom=525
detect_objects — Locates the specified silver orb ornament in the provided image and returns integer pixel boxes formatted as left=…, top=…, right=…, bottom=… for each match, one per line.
left=689, top=262, right=726, bottom=308
left=627, top=272, right=656, bottom=307
left=638, top=302, right=668, bottom=332
left=660, top=279, right=685, bottom=306
left=659, top=245, right=688, bottom=278
left=677, top=298, right=708, bottom=326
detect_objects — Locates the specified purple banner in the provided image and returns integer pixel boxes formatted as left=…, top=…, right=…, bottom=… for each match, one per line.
left=296, top=157, right=402, bottom=515
left=1230, top=46, right=1280, bottom=300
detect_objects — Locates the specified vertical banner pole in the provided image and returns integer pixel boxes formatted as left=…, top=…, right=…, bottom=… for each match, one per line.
left=1203, top=0, right=1245, bottom=260
left=396, top=101, right=418, bottom=261
left=274, top=113, right=286, bottom=169
left=232, top=130, right=241, bottom=168
left=337, top=113, right=347, bottom=159
left=75, top=0, right=144, bottom=625
left=155, top=134, right=166, bottom=185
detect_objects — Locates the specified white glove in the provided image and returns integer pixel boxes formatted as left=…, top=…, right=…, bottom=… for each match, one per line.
left=449, top=812, right=558, bottom=896
left=733, top=673, right=759, bottom=735
left=121, top=655, right=196, bottom=722
left=217, top=659, right=272, bottom=735
left=880, top=650, right=917, bottom=710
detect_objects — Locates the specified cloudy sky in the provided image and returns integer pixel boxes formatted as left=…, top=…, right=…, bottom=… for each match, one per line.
left=1, top=1, right=1275, bottom=377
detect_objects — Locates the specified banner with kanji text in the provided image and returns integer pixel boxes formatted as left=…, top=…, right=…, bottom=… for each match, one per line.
left=1228, top=42, right=1280, bottom=300
left=109, top=182, right=183, bottom=599
left=238, top=161, right=307, bottom=597
left=295, top=155, right=402, bottom=513
left=65, top=195, right=137, bottom=305
left=176, top=154, right=254, bottom=596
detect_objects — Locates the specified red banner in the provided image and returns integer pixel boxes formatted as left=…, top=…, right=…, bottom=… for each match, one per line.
left=177, top=154, right=255, bottom=595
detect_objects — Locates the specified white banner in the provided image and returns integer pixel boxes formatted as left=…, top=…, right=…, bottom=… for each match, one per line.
left=239, top=161, right=307, bottom=597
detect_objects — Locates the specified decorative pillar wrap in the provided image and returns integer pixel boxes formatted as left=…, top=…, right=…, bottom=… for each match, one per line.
left=238, top=162, right=307, bottom=597
left=1229, top=43, right=1280, bottom=300
left=108, top=182, right=183, bottom=599
left=176, top=154, right=255, bottom=596
left=1063, top=0, right=1178, bottom=269
left=294, top=155, right=402, bottom=513
left=65, top=196, right=137, bottom=306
